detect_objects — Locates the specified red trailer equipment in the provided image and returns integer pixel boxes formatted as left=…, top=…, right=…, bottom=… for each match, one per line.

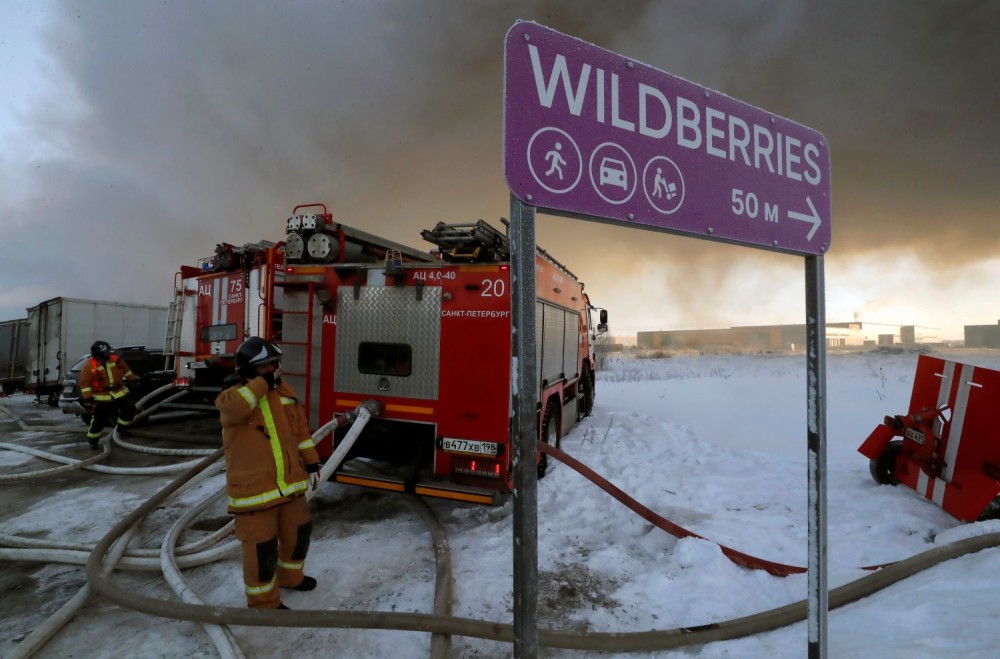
left=859, top=355, right=1000, bottom=521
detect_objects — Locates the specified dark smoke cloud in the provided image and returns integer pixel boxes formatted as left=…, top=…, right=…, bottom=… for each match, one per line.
left=1, top=0, right=997, bottom=332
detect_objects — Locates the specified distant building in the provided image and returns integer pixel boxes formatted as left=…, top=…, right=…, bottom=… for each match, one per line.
left=827, top=321, right=938, bottom=345
left=964, top=322, right=1000, bottom=348
left=612, top=335, right=637, bottom=348
left=637, top=321, right=940, bottom=352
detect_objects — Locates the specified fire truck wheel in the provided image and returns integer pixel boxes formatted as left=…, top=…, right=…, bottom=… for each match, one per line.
left=579, top=367, right=594, bottom=418
left=869, top=439, right=902, bottom=486
left=538, top=400, right=559, bottom=479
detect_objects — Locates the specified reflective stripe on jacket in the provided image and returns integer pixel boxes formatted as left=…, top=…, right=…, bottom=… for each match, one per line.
left=79, top=355, right=136, bottom=402
left=216, top=377, right=321, bottom=513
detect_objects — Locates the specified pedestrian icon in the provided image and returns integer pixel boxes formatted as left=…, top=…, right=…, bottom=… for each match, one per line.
left=544, top=143, right=567, bottom=180
left=526, top=127, right=581, bottom=194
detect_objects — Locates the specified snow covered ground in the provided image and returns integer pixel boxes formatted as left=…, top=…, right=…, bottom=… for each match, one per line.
left=3, top=348, right=1000, bottom=658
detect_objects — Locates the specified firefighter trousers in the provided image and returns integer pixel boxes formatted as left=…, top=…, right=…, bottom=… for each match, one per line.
left=86, top=398, right=137, bottom=441
left=233, top=495, right=313, bottom=608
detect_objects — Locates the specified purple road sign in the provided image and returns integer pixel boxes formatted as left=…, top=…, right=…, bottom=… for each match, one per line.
left=504, top=22, right=832, bottom=255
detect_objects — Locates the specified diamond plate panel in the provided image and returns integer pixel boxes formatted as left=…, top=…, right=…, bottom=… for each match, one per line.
left=335, top=286, right=440, bottom=399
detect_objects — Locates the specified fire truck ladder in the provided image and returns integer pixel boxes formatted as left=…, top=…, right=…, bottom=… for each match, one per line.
left=163, top=273, right=186, bottom=373
left=271, top=278, right=318, bottom=420
left=420, top=220, right=510, bottom=263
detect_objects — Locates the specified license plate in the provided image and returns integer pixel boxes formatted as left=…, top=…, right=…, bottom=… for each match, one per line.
left=905, top=427, right=926, bottom=445
left=442, top=438, right=499, bottom=456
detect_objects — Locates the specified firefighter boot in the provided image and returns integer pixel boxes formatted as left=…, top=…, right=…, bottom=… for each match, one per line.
left=87, top=407, right=106, bottom=449
left=287, top=576, right=317, bottom=592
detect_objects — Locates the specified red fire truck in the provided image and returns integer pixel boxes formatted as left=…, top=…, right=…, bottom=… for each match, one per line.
left=166, top=204, right=606, bottom=503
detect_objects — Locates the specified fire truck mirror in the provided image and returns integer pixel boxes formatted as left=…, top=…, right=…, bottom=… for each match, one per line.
left=597, top=309, right=608, bottom=334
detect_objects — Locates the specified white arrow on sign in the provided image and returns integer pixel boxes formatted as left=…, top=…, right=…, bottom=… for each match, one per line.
left=787, top=196, right=822, bottom=241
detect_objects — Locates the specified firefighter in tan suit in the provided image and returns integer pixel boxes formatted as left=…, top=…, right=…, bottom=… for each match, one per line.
left=216, top=337, right=322, bottom=609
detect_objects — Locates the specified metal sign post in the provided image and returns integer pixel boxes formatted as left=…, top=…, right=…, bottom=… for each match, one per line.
left=504, top=21, right=831, bottom=657
left=805, top=255, right=828, bottom=658
left=510, top=195, right=539, bottom=657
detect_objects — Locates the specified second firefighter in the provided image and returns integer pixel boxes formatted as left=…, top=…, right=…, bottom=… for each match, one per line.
left=79, top=340, right=139, bottom=449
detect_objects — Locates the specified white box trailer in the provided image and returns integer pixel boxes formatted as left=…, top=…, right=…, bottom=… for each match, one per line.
left=25, top=297, right=168, bottom=403
left=0, top=318, right=29, bottom=395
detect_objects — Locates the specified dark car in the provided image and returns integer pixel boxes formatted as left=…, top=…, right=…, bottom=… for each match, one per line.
left=59, top=346, right=174, bottom=422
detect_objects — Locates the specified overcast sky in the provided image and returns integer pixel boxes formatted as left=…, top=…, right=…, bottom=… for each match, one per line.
left=1, top=0, right=998, bottom=339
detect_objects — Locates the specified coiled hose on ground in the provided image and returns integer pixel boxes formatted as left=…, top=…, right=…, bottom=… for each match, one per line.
left=86, top=464, right=1000, bottom=653
left=3, top=398, right=459, bottom=658
left=9, top=395, right=1000, bottom=654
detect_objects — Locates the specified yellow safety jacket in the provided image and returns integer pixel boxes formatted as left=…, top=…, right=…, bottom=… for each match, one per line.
left=80, top=355, right=136, bottom=402
left=216, top=376, right=321, bottom=513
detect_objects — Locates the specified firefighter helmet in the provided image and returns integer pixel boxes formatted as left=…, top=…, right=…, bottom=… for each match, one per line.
left=90, top=340, right=113, bottom=361
left=235, top=337, right=282, bottom=378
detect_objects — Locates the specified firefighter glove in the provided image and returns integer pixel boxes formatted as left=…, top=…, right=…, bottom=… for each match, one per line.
left=79, top=397, right=96, bottom=413
left=306, top=463, right=321, bottom=491
left=261, top=371, right=276, bottom=389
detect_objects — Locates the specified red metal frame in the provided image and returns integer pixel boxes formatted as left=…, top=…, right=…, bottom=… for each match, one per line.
left=859, top=355, right=1000, bottom=521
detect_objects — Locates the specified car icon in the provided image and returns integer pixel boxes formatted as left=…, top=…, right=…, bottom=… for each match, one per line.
left=599, top=157, right=628, bottom=190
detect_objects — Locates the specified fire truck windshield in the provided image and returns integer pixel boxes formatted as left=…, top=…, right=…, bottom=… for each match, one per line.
left=201, top=323, right=238, bottom=342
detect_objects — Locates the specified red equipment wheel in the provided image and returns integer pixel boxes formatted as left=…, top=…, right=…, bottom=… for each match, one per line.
left=870, top=439, right=902, bottom=486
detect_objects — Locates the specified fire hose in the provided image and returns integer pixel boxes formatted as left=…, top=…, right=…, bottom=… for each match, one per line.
left=82, top=441, right=1000, bottom=653
left=10, top=397, right=1000, bottom=653
left=80, top=435, right=1000, bottom=653
left=0, top=385, right=207, bottom=481
left=0, top=387, right=225, bottom=656
left=0, top=403, right=87, bottom=433
left=5, top=526, right=140, bottom=659
left=2, top=401, right=391, bottom=658
left=0, top=402, right=377, bottom=565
